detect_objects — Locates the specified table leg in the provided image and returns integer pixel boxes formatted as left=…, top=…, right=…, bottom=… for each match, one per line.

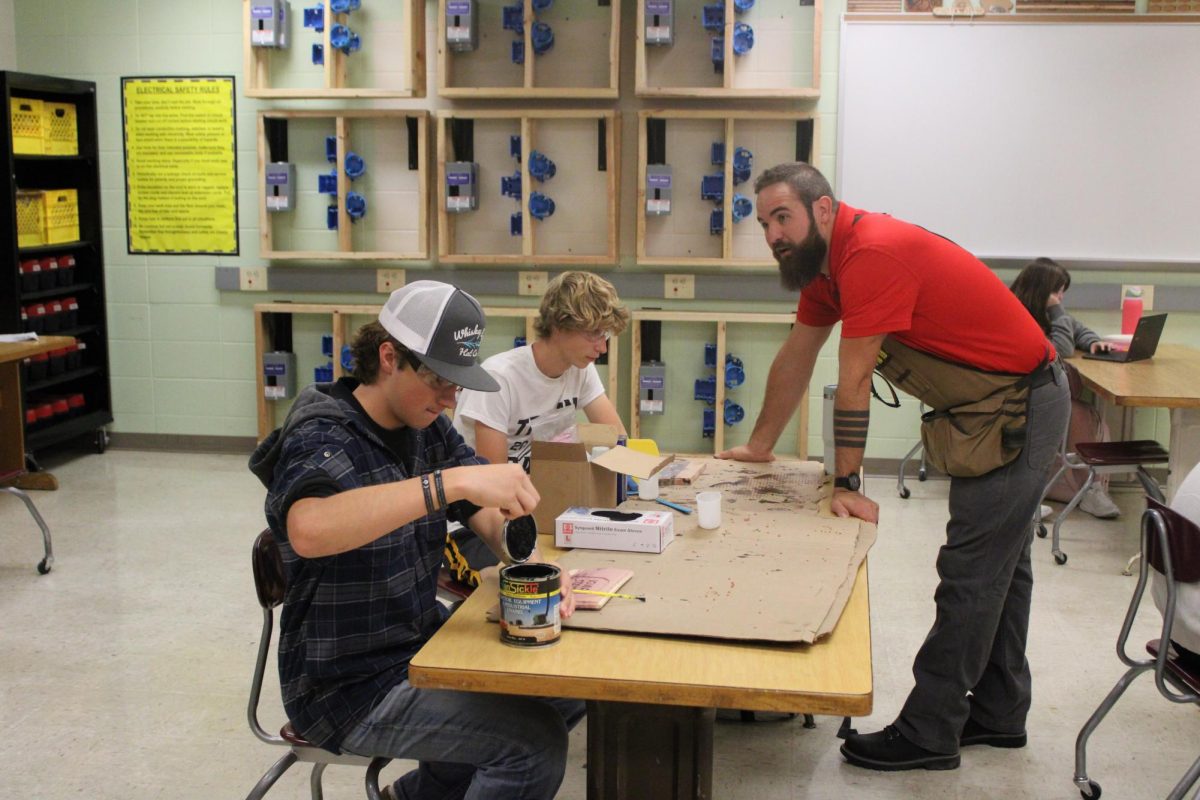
left=586, top=701, right=714, bottom=800
left=1167, top=407, right=1200, bottom=501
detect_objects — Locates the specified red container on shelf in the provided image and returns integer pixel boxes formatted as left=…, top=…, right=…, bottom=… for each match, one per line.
left=47, top=347, right=67, bottom=376
left=26, top=303, right=47, bottom=334
left=63, top=296, right=79, bottom=327
left=51, top=397, right=70, bottom=418
left=19, top=259, right=41, bottom=292
left=65, top=340, right=82, bottom=370
left=27, top=352, right=49, bottom=382
left=56, top=253, right=76, bottom=285
left=25, top=407, right=39, bottom=429
left=67, top=393, right=86, bottom=416
left=37, top=256, right=57, bottom=290
left=35, top=402, right=54, bottom=426
left=43, top=299, right=63, bottom=333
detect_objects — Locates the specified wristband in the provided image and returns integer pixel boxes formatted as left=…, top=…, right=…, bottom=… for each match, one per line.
left=434, top=468, right=448, bottom=509
left=421, top=474, right=437, bottom=514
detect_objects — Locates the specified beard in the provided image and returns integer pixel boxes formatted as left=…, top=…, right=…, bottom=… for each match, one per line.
left=775, top=225, right=828, bottom=291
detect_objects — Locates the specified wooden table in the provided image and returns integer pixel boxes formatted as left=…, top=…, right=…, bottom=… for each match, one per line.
left=0, top=337, right=73, bottom=476
left=1, top=336, right=72, bottom=574
left=409, top=538, right=872, bottom=798
left=1069, top=344, right=1200, bottom=499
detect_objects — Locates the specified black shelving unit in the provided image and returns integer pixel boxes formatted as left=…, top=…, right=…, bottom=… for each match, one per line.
left=2, top=71, right=111, bottom=456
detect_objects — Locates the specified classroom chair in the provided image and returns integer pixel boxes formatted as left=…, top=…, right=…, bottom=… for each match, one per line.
left=1073, top=499, right=1200, bottom=800
left=895, top=404, right=927, bottom=500
left=2, top=469, right=54, bottom=574
left=247, top=529, right=390, bottom=800
left=1035, top=437, right=1168, bottom=566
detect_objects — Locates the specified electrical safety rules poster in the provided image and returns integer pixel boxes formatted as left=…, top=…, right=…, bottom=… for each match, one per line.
left=121, top=76, right=239, bottom=255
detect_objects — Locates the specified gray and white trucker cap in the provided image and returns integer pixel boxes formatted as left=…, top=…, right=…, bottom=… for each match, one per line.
left=378, top=280, right=500, bottom=392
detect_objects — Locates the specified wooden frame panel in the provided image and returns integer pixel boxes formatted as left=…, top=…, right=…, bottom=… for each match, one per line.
left=635, top=0, right=822, bottom=99
left=437, top=110, right=619, bottom=266
left=257, top=110, right=429, bottom=262
left=437, top=0, right=620, bottom=98
left=628, top=309, right=808, bottom=458
left=636, top=110, right=818, bottom=268
left=243, top=0, right=426, bottom=98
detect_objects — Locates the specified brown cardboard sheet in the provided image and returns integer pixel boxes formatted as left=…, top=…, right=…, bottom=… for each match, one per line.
left=553, top=459, right=871, bottom=644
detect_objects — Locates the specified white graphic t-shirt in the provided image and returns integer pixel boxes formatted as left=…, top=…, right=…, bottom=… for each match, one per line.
left=453, top=345, right=605, bottom=473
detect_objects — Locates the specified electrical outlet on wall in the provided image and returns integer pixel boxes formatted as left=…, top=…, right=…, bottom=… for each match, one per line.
left=377, top=269, right=406, bottom=293
left=518, top=271, right=548, bottom=296
left=240, top=267, right=268, bottom=291
left=1121, top=284, right=1154, bottom=310
left=664, top=274, right=695, bottom=299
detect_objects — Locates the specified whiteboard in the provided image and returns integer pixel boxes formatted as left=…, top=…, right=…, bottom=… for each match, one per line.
left=837, top=21, right=1200, bottom=263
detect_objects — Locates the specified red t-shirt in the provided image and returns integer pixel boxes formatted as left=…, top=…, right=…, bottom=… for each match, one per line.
left=797, top=203, right=1053, bottom=373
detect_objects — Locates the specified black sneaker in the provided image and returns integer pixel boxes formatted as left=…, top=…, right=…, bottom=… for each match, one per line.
left=959, top=717, right=1027, bottom=749
left=839, top=725, right=960, bottom=771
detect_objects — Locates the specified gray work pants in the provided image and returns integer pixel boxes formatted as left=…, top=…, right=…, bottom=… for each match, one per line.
left=894, top=363, right=1070, bottom=754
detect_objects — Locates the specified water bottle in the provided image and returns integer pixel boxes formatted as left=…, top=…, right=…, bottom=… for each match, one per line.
left=1121, top=286, right=1143, bottom=336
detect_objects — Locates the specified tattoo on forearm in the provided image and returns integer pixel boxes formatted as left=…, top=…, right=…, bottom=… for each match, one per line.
left=834, top=408, right=869, bottom=449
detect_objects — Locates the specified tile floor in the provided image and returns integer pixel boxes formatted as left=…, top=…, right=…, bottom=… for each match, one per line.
left=1, top=450, right=1196, bottom=799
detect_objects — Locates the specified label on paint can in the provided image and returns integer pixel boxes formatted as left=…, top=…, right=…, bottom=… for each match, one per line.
left=499, top=563, right=562, bottom=648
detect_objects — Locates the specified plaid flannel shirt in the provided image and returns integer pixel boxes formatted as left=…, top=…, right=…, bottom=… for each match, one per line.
left=254, top=379, right=485, bottom=752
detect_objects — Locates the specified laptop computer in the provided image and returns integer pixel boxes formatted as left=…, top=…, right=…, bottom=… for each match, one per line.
left=1083, top=313, right=1167, bottom=363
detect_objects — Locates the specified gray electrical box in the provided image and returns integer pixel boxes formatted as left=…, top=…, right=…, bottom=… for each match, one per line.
left=646, top=165, right=672, bottom=216
left=445, top=161, right=479, bottom=212
left=250, top=0, right=289, bottom=48
left=645, top=0, right=673, bottom=46
left=639, top=362, right=666, bottom=415
left=263, top=352, right=298, bottom=400
left=446, top=0, right=478, bottom=52
left=265, top=162, right=296, bottom=213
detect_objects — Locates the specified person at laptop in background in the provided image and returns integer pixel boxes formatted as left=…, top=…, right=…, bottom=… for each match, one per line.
left=447, top=271, right=631, bottom=587
left=1010, top=258, right=1121, bottom=519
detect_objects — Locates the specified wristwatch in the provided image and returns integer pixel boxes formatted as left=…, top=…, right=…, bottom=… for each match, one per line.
left=834, top=473, right=861, bottom=492
left=500, top=515, right=538, bottom=565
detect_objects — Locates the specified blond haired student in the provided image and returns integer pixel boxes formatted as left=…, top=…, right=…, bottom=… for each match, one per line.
left=447, top=271, right=630, bottom=586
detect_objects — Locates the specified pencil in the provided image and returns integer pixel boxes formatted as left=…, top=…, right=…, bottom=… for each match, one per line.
left=574, top=589, right=647, bottom=602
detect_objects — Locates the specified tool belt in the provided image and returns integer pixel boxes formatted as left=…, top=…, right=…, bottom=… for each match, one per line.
left=875, top=337, right=1051, bottom=478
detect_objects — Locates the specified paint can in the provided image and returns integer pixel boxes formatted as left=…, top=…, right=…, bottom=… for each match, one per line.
left=499, top=563, right=562, bottom=648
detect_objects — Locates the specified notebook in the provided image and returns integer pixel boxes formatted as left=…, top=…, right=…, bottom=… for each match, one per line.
left=1083, top=313, right=1167, bottom=363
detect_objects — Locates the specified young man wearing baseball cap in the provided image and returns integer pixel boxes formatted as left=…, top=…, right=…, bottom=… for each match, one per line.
left=250, top=280, right=583, bottom=799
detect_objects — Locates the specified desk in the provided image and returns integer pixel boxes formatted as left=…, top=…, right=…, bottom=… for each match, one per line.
left=1, top=336, right=72, bottom=574
left=0, top=337, right=73, bottom=476
left=1069, top=344, right=1200, bottom=500
left=409, top=540, right=872, bottom=798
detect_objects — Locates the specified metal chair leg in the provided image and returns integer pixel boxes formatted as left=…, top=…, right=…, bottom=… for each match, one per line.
left=897, top=440, right=922, bottom=499
left=309, top=762, right=327, bottom=800
left=1052, top=470, right=1096, bottom=566
left=3, top=485, right=54, bottom=574
left=246, top=751, right=298, bottom=800
left=1166, top=752, right=1200, bottom=800
left=366, top=757, right=391, bottom=800
left=1073, top=663, right=1152, bottom=796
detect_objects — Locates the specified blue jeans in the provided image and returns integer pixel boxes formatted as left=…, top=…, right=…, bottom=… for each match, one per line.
left=340, top=680, right=585, bottom=800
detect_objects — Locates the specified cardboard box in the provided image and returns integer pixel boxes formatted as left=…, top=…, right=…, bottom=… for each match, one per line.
left=530, top=423, right=673, bottom=535
left=555, top=507, right=675, bottom=553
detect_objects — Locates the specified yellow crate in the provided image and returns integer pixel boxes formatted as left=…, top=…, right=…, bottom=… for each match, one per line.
left=10, top=97, right=45, bottom=155
left=42, top=189, right=79, bottom=244
left=42, top=101, right=78, bottom=156
left=16, top=191, right=45, bottom=247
